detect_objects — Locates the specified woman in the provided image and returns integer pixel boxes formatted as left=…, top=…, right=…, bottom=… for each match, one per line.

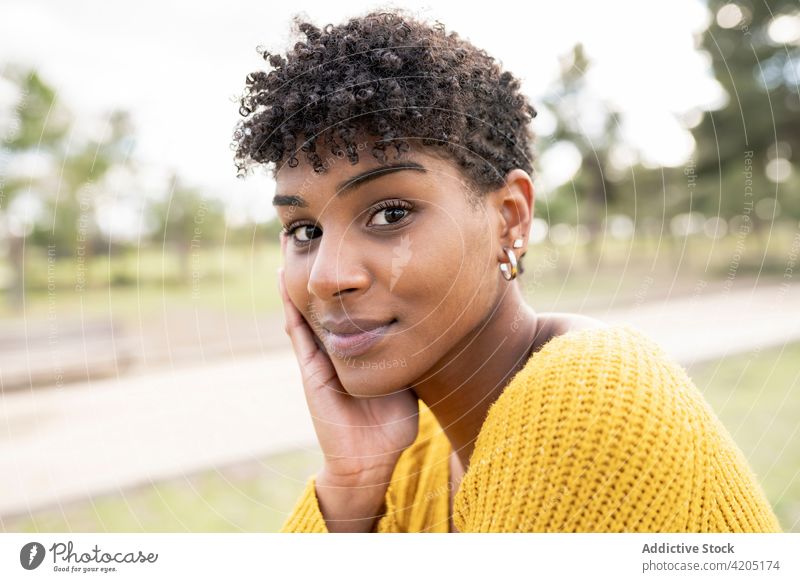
left=232, top=10, right=782, bottom=533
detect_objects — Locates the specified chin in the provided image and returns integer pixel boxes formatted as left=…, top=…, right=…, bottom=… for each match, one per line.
left=336, top=361, right=411, bottom=398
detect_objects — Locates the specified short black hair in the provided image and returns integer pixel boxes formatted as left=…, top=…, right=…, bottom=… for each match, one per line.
left=232, top=9, right=538, bottom=196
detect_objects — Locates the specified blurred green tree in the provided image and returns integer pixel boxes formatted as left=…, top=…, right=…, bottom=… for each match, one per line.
left=0, top=68, right=70, bottom=308
left=537, top=43, right=625, bottom=260
left=148, top=172, right=226, bottom=284
left=691, top=0, right=800, bottom=231
left=1, top=67, right=139, bottom=308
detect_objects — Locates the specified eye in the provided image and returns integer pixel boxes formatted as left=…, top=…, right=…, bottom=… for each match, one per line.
left=281, top=199, right=414, bottom=247
left=283, top=222, right=321, bottom=245
left=367, top=200, right=414, bottom=226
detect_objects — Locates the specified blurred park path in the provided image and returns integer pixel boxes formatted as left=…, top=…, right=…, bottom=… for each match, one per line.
left=0, top=347, right=315, bottom=517
left=1, top=281, right=799, bottom=518
left=601, top=279, right=800, bottom=365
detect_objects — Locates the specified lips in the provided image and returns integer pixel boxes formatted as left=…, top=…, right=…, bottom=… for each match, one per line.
left=320, top=317, right=395, bottom=335
left=319, top=317, right=397, bottom=358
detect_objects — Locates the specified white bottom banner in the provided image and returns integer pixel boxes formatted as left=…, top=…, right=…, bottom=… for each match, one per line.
left=1, top=533, right=797, bottom=581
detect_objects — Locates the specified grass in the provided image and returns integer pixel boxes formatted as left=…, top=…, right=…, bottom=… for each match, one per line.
left=3, top=341, right=798, bottom=533
left=5, top=224, right=797, bottom=324
left=688, top=341, right=800, bottom=533
left=2, top=225, right=797, bottom=531
left=4, top=243, right=284, bottom=323
left=1, top=448, right=322, bottom=533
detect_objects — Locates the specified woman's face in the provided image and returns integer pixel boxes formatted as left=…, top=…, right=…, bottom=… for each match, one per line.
left=274, top=141, right=509, bottom=397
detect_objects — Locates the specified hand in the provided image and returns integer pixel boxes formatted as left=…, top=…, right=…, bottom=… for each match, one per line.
left=277, top=234, right=420, bottom=530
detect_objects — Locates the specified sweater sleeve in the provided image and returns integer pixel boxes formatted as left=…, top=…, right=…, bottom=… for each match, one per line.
left=279, top=475, right=329, bottom=532
left=452, top=325, right=783, bottom=533
left=279, top=474, right=403, bottom=533
left=280, top=400, right=449, bottom=533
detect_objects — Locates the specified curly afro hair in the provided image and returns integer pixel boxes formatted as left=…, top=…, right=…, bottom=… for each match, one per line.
left=232, top=9, right=538, bottom=196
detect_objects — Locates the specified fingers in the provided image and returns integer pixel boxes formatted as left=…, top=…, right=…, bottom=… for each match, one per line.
left=278, top=232, right=304, bottom=332
left=277, top=252, right=321, bottom=368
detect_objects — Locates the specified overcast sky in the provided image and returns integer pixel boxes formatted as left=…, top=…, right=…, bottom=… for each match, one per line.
left=0, top=0, right=720, bottom=224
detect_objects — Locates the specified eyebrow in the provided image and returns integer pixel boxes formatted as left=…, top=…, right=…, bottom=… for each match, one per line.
left=272, top=162, right=427, bottom=207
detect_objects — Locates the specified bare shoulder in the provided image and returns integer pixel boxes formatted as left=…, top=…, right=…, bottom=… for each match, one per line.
left=527, top=312, right=606, bottom=354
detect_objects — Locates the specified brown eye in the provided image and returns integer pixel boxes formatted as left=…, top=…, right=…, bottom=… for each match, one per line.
left=369, top=207, right=408, bottom=226
left=367, top=200, right=414, bottom=226
left=287, top=223, right=321, bottom=243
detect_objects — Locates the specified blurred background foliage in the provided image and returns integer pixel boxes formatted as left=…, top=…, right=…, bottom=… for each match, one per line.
left=0, top=1, right=797, bottom=315
left=1, top=0, right=799, bottom=532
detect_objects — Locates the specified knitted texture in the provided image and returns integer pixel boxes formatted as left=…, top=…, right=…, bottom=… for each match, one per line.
left=281, top=324, right=782, bottom=533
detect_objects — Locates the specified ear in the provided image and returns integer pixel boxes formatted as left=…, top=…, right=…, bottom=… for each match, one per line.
left=491, top=169, right=535, bottom=264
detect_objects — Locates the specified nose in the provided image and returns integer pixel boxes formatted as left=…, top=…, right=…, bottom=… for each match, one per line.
left=306, top=228, right=370, bottom=299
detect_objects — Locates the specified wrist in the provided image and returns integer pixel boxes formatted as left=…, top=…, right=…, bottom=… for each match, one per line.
left=318, top=459, right=398, bottom=488
left=315, top=464, right=396, bottom=533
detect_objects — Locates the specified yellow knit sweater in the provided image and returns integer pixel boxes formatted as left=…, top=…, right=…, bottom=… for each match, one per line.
left=281, top=324, right=782, bottom=533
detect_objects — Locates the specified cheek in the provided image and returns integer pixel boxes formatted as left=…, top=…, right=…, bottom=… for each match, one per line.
left=284, top=267, right=315, bottom=325
left=424, top=222, right=495, bottom=308
left=390, top=222, right=496, bottom=339
left=390, top=212, right=492, bottom=295
left=285, top=267, right=303, bottom=302
left=331, top=252, right=496, bottom=398
left=433, top=226, right=498, bottom=335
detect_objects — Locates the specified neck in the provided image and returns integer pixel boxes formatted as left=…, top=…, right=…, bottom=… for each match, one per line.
left=411, top=283, right=540, bottom=471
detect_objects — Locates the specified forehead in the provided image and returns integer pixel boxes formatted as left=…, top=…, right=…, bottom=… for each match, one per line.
left=273, top=140, right=464, bottom=204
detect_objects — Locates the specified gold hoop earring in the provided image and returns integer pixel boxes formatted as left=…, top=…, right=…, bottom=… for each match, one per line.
left=499, top=246, right=518, bottom=281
